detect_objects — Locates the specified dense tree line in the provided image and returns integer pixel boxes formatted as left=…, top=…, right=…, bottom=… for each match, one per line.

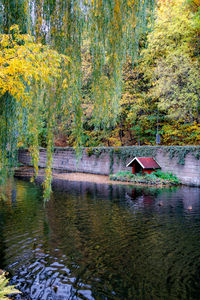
left=73, top=0, right=200, bottom=147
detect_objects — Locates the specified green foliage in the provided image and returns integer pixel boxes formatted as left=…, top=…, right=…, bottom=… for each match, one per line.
left=162, top=121, right=200, bottom=145
left=109, top=149, right=114, bottom=175
left=119, top=61, right=158, bottom=145
left=0, top=272, right=20, bottom=299
left=142, top=0, right=200, bottom=122
left=0, top=0, right=29, bottom=33
left=110, top=170, right=180, bottom=185
left=163, top=145, right=200, bottom=165
left=0, top=25, right=70, bottom=197
left=110, top=171, right=136, bottom=181
left=145, top=170, right=180, bottom=184
left=151, top=53, right=200, bottom=121
left=0, top=0, right=155, bottom=199
left=100, top=0, right=200, bottom=147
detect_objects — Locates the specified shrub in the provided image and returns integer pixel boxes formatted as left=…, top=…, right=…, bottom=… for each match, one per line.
left=110, top=171, right=135, bottom=181
left=147, top=170, right=180, bottom=184
left=0, top=271, right=20, bottom=300
left=110, top=170, right=180, bottom=185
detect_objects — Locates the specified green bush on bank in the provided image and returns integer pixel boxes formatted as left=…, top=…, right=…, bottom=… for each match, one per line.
left=110, top=170, right=180, bottom=185
left=0, top=271, right=20, bottom=299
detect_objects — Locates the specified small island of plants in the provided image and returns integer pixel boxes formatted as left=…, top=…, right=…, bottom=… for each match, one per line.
left=110, top=170, right=180, bottom=186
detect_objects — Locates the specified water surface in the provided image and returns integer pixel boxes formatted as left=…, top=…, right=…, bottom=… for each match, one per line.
left=0, top=178, right=200, bottom=299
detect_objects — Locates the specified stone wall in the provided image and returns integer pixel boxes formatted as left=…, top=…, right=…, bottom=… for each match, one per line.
left=18, top=146, right=200, bottom=186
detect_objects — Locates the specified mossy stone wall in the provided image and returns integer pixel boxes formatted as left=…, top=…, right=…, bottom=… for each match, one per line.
left=18, top=146, right=200, bottom=186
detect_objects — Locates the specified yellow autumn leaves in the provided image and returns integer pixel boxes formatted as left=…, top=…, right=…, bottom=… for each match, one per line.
left=0, top=25, right=70, bottom=106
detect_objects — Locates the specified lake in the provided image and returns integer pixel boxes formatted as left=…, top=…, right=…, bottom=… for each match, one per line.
left=0, top=178, right=200, bottom=299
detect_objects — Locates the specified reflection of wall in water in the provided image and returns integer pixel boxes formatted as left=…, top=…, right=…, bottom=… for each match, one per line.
left=51, top=178, right=130, bottom=203
left=156, top=186, right=200, bottom=211
left=38, top=176, right=200, bottom=212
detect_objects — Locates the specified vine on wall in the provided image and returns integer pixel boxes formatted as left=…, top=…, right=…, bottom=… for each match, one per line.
left=84, top=146, right=200, bottom=173
left=26, top=146, right=200, bottom=175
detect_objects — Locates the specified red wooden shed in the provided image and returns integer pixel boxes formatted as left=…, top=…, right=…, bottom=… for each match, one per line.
left=126, top=157, right=161, bottom=175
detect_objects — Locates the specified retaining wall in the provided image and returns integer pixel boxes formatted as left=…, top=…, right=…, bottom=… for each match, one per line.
left=18, top=146, right=200, bottom=186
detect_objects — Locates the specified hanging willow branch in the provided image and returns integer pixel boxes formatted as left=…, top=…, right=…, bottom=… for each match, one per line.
left=0, top=0, right=155, bottom=198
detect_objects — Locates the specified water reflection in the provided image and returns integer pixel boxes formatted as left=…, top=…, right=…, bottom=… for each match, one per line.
left=11, top=178, right=17, bottom=207
left=0, top=178, right=200, bottom=299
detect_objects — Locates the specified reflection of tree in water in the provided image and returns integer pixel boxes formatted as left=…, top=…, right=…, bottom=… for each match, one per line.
left=11, top=178, right=17, bottom=207
left=0, top=209, right=6, bottom=269
left=2, top=179, right=200, bottom=299
left=46, top=183, right=200, bottom=300
left=0, top=177, right=18, bottom=269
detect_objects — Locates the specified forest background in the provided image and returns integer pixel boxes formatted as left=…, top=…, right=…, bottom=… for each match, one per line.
left=77, top=0, right=200, bottom=148
left=40, top=0, right=200, bottom=148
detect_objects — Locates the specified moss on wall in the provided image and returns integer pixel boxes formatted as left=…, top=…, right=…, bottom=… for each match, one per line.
left=83, top=146, right=200, bottom=174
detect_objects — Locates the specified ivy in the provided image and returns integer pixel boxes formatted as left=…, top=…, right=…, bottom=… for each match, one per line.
left=83, top=146, right=200, bottom=167
left=114, top=146, right=158, bottom=167
left=163, top=146, right=200, bottom=165
left=109, top=149, right=114, bottom=175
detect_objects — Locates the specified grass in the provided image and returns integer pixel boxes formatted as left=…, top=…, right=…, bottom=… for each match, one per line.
left=110, top=170, right=180, bottom=185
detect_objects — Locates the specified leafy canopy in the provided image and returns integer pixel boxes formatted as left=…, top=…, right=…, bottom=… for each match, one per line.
left=0, top=0, right=155, bottom=198
left=142, top=0, right=200, bottom=121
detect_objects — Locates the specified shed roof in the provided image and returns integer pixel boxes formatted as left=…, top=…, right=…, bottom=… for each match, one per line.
left=126, top=157, right=161, bottom=169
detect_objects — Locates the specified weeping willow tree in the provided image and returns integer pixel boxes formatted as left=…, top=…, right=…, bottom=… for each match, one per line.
left=0, top=0, right=155, bottom=198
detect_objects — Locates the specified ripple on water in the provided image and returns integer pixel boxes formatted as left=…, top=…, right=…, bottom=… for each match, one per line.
left=1, top=180, right=200, bottom=299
